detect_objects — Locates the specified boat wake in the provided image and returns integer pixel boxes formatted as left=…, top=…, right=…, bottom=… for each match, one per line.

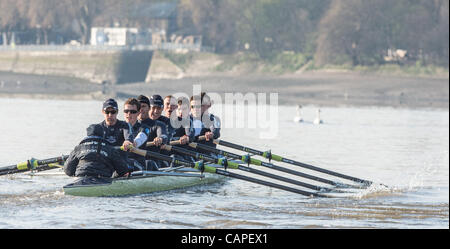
left=0, top=168, right=71, bottom=203
left=343, top=182, right=446, bottom=200
left=350, top=183, right=400, bottom=199
left=0, top=189, right=65, bottom=207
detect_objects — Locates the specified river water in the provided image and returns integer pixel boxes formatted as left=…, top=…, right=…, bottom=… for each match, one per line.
left=0, top=97, right=448, bottom=229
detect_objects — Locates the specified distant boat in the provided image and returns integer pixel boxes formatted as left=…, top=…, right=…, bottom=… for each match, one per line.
left=313, top=109, right=323, bottom=125
left=293, top=105, right=303, bottom=123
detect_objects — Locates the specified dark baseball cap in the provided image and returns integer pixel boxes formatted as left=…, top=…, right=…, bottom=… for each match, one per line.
left=103, top=98, right=118, bottom=110
left=137, top=95, right=150, bottom=106
left=149, top=95, right=163, bottom=107
left=86, top=124, right=105, bottom=137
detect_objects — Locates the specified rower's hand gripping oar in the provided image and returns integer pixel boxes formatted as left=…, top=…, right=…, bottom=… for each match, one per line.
left=0, top=155, right=68, bottom=176
left=146, top=135, right=206, bottom=147
left=123, top=145, right=329, bottom=198
left=213, top=139, right=373, bottom=187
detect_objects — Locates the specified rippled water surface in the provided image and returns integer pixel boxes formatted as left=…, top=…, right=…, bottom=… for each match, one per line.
left=0, top=98, right=448, bottom=228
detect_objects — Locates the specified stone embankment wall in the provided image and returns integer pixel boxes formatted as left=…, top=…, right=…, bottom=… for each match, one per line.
left=0, top=49, right=154, bottom=84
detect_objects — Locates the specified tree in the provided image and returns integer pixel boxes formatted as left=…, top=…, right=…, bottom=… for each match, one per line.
left=26, top=0, right=70, bottom=44
left=178, top=0, right=239, bottom=53
left=66, top=0, right=104, bottom=44
left=0, top=0, right=26, bottom=33
left=234, top=0, right=329, bottom=58
left=315, top=0, right=449, bottom=66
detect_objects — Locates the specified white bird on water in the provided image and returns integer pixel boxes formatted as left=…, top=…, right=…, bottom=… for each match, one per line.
left=293, top=105, right=303, bottom=123
left=313, top=109, right=323, bottom=125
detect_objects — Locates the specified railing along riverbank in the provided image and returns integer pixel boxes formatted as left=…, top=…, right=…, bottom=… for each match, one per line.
left=0, top=43, right=213, bottom=52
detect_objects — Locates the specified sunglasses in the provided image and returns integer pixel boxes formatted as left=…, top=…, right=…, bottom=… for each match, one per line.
left=104, top=110, right=117, bottom=115
left=124, top=109, right=138, bottom=114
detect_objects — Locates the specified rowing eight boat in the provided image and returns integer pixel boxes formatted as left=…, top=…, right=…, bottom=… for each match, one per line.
left=63, top=168, right=226, bottom=197
left=2, top=138, right=376, bottom=198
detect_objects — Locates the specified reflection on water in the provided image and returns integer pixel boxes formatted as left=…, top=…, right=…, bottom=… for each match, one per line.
left=0, top=98, right=448, bottom=228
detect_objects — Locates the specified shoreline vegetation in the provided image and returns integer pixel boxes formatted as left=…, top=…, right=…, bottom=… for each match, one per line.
left=164, top=51, right=450, bottom=79
left=0, top=51, right=448, bottom=110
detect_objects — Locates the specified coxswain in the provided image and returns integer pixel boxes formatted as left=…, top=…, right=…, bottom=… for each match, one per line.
left=98, top=98, right=133, bottom=147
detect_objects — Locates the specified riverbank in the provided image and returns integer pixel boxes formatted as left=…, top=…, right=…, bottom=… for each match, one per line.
left=0, top=70, right=448, bottom=109
left=0, top=72, right=104, bottom=100
left=133, top=51, right=449, bottom=109
left=161, top=51, right=450, bottom=80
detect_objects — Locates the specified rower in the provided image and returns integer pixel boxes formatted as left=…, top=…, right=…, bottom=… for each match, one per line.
left=122, top=98, right=152, bottom=149
left=165, top=95, right=193, bottom=144
left=177, top=96, right=191, bottom=120
left=138, top=95, right=167, bottom=145
left=139, top=94, right=170, bottom=168
left=64, top=124, right=132, bottom=179
left=161, top=94, right=195, bottom=165
left=149, top=94, right=170, bottom=126
left=163, top=95, right=178, bottom=121
left=168, top=96, right=196, bottom=163
left=146, top=95, right=170, bottom=138
left=140, top=95, right=169, bottom=142
left=137, top=95, right=151, bottom=122
left=174, top=96, right=194, bottom=145
left=200, top=92, right=221, bottom=147
left=121, top=98, right=163, bottom=171
left=189, top=93, right=221, bottom=158
left=162, top=95, right=178, bottom=141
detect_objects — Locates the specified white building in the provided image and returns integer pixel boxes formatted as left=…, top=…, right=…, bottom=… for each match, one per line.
left=90, top=27, right=141, bottom=46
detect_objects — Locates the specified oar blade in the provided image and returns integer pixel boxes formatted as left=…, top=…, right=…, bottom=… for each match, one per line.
left=189, top=142, right=367, bottom=190
left=215, top=168, right=329, bottom=198
left=0, top=155, right=68, bottom=176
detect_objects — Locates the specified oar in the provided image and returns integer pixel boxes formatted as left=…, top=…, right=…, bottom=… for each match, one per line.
left=124, top=146, right=329, bottom=198
left=0, top=155, right=68, bottom=176
left=213, top=139, right=373, bottom=186
left=190, top=142, right=360, bottom=189
left=161, top=144, right=345, bottom=193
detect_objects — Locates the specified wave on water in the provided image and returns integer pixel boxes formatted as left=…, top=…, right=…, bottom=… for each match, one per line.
left=202, top=219, right=271, bottom=229
left=0, top=189, right=66, bottom=207
left=341, top=181, right=449, bottom=203
left=0, top=168, right=71, bottom=204
left=349, top=183, right=400, bottom=199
